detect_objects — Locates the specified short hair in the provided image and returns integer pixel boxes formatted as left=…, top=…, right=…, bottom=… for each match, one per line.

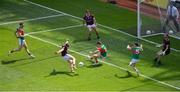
left=97, top=41, right=102, bottom=45
left=19, top=22, right=23, bottom=26
left=164, top=33, right=169, bottom=38
left=134, top=42, right=139, bottom=46
left=86, top=9, right=90, bottom=13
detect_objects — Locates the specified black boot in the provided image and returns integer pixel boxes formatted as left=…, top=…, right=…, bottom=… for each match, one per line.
left=97, top=36, right=100, bottom=39
left=153, top=58, right=158, bottom=65
left=157, top=61, right=162, bottom=65
left=88, top=37, right=91, bottom=41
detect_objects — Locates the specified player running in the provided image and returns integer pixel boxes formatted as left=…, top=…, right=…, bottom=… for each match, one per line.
left=127, top=43, right=143, bottom=76
left=89, top=41, right=107, bottom=65
left=154, top=34, right=170, bottom=66
left=55, top=40, right=77, bottom=73
left=8, top=23, right=35, bottom=58
left=83, top=9, right=100, bottom=41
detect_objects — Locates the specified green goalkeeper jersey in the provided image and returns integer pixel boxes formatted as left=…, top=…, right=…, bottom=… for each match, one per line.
left=131, top=47, right=142, bottom=59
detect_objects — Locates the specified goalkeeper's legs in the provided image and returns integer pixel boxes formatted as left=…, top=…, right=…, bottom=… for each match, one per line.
left=154, top=50, right=163, bottom=65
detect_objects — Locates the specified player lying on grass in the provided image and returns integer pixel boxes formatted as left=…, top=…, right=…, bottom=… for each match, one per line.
left=127, top=42, right=143, bottom=76
left=83, top=9, right=100, bottom=41
left=55, top=40, right=77, bottom=73
left=88, top=41, right=107, bottom=65
left=154, top=33, right=170, bottom=66
left=8, top=23, right=35, bottom=58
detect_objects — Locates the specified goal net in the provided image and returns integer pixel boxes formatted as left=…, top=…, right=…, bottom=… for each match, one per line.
left=138, top=0, right=179, bottom=37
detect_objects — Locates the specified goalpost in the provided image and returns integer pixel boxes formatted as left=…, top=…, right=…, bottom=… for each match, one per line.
left=137, top=0, right=141, bottom=39
left=137, top=0, right=172, bottom=38
left=137, top=0, right=155, bottom=39
left=137, top=0, right=151, bottom=39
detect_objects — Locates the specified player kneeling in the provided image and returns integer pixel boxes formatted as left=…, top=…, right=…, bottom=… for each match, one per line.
left=55, top=40, right=77, bottom=73
left=127, top=43, right=143, bottom=76
left=89, top=41, right=107, bottom=65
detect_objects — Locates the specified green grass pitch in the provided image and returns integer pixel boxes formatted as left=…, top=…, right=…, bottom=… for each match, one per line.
left=0, top=0, right=180, bottom=91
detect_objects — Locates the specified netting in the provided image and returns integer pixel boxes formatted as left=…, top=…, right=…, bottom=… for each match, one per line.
left=139, top=0, right=178, bottom=36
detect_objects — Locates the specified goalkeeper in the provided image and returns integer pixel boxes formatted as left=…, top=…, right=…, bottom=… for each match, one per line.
left=154, top=34, right=170, bottom=66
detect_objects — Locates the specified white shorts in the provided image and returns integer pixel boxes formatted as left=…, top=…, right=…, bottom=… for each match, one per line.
left=63, top=54, right=71, bottom=61
left=87, top=24, right=96, bottom=31
left=18, top=39, right=25, bottom=46
left=129, top=59, right=139, bottom=65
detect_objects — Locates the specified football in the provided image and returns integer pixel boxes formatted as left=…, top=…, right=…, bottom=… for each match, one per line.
left=169, top=30, right=174, bottom=34
left=146, top=30, right=151, bottom=35
left=79, top=62, right=84, bottom=66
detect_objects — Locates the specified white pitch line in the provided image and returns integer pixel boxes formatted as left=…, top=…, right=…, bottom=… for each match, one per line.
left=27, top=34, right=180, bottom=90
left=23, top=0, right=180, bottom=53
left=142, top=33, right=180, bottom=40
left=26, top=24, right=82, bottom=35
left=0, top=14, right=64, bottom=26
left=169, top=34, right=180, bottom=40
left=141, top=33, right=163, bottom=38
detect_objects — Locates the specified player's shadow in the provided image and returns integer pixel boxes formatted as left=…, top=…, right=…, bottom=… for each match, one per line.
left=10, top=56, right=57, bottom=67
left=73, top=39, right=89, bottom=43
left=1, top=57, right=31, bottom=65
left=45, top=69, right=79, bottom=77
left=86, top=63, right=103, bottom=68
left=114, top=71, right=137, bottom=79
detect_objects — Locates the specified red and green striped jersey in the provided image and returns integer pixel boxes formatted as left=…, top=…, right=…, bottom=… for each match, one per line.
left=131, top=47, right=142, bottom=59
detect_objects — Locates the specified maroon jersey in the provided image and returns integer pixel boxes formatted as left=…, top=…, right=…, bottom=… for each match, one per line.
left=162, top=39, right=170, bottom=51
left=61, top=44, right=69, bottom=56
left=83, top=15, right=94, bottom=25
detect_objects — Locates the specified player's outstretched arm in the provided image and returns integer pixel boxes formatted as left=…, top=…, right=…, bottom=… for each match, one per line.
left=15, top=31, right=19, bottom=38
left=163, top=45, right=169, bottom=55
left=93, top=50, right=99, bottom=54
left=140, top=44, right=143, bottom=51
left=94, top=17, right=97, bottom=25
left=127, top=45, right=132, bottom=50
left=83, top=18, right=86, bottom=26
left=55, top=47, right=64, bottom=54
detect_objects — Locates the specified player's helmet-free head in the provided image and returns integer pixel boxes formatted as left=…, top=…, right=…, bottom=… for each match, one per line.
left=97, top=41, right=102, bottom=45
left=19, top=22, right=24, bottom=28
left=86, top=9, right=92, bottom=16
left=134, top=42, right=139, bottom=46
left=164, top=33, right=169, bottom=40
left=164, top=33, right=169, bottom=37
left=86, top=9, right=90, bottom=13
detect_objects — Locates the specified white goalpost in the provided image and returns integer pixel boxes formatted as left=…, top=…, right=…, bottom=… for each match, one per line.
left=137, top=0, right=141, bottom=39
left=137, top=0, right=166, bottom=38
left=137, top=0, right=153, bottom=39
left=138, top=0, right=180, bottom=39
